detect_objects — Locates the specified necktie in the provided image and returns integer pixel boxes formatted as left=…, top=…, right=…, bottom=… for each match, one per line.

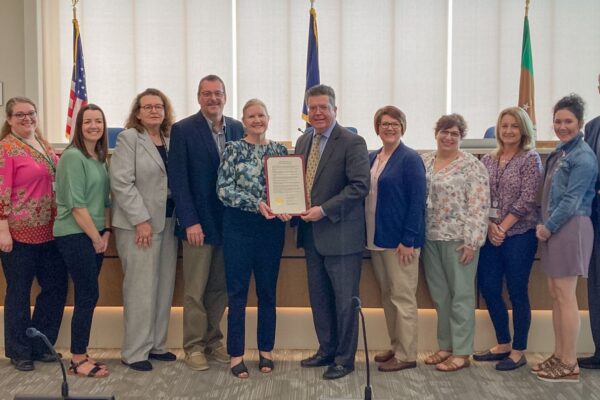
left=305, top=134, right=321, bottom=206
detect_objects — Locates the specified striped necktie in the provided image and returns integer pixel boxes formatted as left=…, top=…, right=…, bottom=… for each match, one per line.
left=305, top=134, right=321, bottom=205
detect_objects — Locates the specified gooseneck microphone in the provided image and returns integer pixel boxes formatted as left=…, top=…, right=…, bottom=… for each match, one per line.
left=26, top=328, right=69, bottom=398
left=352, top=297, right=372, bottom=400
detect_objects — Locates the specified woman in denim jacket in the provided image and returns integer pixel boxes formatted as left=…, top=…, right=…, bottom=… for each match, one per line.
left=534, top=94, right=598, bottom=383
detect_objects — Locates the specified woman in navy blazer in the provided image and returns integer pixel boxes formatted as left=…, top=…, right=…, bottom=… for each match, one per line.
left=366, top=106, right=426, bottom=372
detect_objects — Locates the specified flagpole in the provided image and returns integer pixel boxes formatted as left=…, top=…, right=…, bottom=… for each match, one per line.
left=310, top=0, right=315, bottom=8
left=72, top=0, right=79, bottom=20
left=524, top=0, right=529, bottom=17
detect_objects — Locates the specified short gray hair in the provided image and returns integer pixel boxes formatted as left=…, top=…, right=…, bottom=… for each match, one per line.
left=305, top=84, right=336, bottom=108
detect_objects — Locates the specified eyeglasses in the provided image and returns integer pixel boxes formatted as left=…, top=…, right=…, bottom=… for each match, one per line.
left=200, top=91, right=225, bottom=99
left=12, top=111, right=37, bottom=120
left=140, top=104, right=165, bottom=112
left=380, top=122, right=402, bottom=129
left=438, top=129, right=461, bottom=139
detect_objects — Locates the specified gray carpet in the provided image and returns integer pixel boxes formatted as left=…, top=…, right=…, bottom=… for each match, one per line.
left=2, top=350, right=600, bottom=400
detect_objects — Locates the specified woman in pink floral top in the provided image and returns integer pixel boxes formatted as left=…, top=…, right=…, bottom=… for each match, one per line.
left=421, top=114, right=489, bottom=372
left=0, top=97, right=67, bottom=371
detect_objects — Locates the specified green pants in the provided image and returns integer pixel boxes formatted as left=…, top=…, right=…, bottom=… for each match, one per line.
left=423, top=240, right=479, bottom=356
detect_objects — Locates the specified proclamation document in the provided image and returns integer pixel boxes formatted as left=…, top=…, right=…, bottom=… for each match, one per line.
left=264, top=155, right=307, bottom=215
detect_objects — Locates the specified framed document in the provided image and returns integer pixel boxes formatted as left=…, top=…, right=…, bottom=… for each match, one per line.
left=264, top=155, right=307, bottom=215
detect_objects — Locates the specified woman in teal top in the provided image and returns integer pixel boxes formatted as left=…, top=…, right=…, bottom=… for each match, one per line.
left=54, top=104, right=111, bottom=378
left=217, top=99, right=289, bottom=378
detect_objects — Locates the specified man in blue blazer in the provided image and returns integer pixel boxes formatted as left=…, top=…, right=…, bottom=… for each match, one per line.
left=168, top=75, right=244, bottom=371
left=580, top=73, right=600, bottom=369
left=295, top=85, right=370, bottom=379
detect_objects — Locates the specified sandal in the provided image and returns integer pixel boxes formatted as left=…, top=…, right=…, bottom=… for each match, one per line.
left=436, top=356, right=470, bottom=372
left=259, top=354, right=274, bottom=373
left=537, top=359, right=579, bottom=383
left=86, top=354, right=106, bottom=368
left=531, top=354, right=558, bottom=374
left=231, top=360, right=249, bottom=379
left=425, top=351, right=452, bottom=365
left=68, top=359, right=109, bottom=378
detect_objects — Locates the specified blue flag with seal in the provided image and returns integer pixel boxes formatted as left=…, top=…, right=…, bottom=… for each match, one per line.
left=301, top=5, right=320, bottom=124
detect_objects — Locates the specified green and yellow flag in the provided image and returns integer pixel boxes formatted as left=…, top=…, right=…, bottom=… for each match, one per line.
left=518, top=1, right=535, bottom=127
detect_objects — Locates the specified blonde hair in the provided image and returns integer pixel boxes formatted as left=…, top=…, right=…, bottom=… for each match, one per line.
left=492, top=107, right=534, bottom=158
left=242, top=98, right=269, bottom=118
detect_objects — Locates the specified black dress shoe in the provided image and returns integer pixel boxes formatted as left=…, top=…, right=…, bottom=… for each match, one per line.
left=11, top=359, right=35, bottom=371
left=473, top=350, right=511, bottom=362
left=33, top=352, right=63, bottom=363
left=121, top=360, right=153, bottom=371
left=578, top=355, right=600, bottom=369
left=149, top=351, right=177, bottom=362
left=301, top=353, right=334, bottom=368
left=323, top=364, right=354, bottom=380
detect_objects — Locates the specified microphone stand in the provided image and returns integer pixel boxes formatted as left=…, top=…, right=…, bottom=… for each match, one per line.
left=353, top=297, right=372, bottom=400
left=26, top=328, right=69, bottom=398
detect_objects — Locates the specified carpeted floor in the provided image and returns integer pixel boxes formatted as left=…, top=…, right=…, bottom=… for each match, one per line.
left=2, top=349, right=600, bottom=400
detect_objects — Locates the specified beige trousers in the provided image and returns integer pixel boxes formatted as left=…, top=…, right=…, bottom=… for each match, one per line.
left=370, top=248, right=420, bottom=362
left=182, top=242, right=227, bottom=354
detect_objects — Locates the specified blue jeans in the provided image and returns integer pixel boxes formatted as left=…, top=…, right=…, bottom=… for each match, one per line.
left=477, top=229, right=537, bottom=351
left=55, top=233, right=104, bottom=355
left=223, top=207, right=284, bottom=357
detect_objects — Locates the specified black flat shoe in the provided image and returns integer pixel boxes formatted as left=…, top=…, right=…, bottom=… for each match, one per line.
left=496, top=355, right=527, bottom=371
left=11, top=359, right=35, bottom=371
left=578, top=355, right=600, bottom=369
left=301, top=353, right=333, bottom=368
left=149, top=351, right=177, bottom=362
left=33, top=352, right=63, bottom=363
left=259, top=355, right=274, bottom=373
left=473, top=350, right=511, bottom=362
left=323, top=364, right=354, bottom=380
left=121, top=360, right=153, bottom=371
left=231, top=360, right=249, bottom=379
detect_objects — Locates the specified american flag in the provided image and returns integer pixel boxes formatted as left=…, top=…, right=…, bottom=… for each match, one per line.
left=65, top=18, right=88, bottom=139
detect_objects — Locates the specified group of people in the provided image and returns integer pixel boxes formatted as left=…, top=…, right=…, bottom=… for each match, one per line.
left=1, top=72, right=600, bottom=384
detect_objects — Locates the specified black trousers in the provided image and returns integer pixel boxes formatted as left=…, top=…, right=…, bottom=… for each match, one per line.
left=1, top=240, right=68, bottom=360
left=588, top=220, right=600, bottom=356
left=55, top=233, right=104, bottom=355
left=302, top=223, right=362, bottom=368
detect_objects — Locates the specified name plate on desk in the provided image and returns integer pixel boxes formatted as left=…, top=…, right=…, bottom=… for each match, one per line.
left=265, top=155, right=307, bottom=215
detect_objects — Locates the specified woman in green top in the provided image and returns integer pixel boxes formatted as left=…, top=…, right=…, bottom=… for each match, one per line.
left=54, top=104, right=111, bottom=378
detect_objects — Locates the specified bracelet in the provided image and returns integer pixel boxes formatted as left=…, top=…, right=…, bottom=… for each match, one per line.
left=103, top=227, right=113, bottom=234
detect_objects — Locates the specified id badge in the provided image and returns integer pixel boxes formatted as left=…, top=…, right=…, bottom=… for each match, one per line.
left=489, top=207, right=500, bottom=218
left=52, top=181, right=56, bottom=192
left=426, top=195, right=433, bottom=209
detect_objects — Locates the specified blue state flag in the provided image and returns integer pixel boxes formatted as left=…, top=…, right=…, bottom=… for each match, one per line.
left=301, top=6, right=320, bottom=124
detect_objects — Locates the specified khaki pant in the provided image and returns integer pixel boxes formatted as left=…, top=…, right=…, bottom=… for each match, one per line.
left=182, top=242, right=227, bottom=354
left=371, top=248, right=419, bottom=362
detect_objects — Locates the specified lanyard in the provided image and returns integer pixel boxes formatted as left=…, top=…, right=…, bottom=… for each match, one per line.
left=10, top=132, right=56, bottom=173
left=492, top=155, right=515, bottom=202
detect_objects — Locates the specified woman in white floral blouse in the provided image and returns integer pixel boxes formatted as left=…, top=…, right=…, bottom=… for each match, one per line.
left=421, top=114, right=490, bottom=372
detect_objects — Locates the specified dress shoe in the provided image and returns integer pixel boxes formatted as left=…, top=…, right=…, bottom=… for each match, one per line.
left=578, top=355, right=600, bottom=369
left=496, top=355, right=527, bottom=371
left=184, top=352, right=209, bottom=371
left=33, top=352, right=63, bottom=363
left=374, top=350, right=394, bottom=363
left=11, top=359, right=35, bottom=371
left=301, top=353, right=334, bottom=368
left=149, top=351, right=177, bottom=362
left=205, top=346, right=229, bottom=364
left=473, top=349, right=510, bottom=362
left=323, top=364, right=354, bottom=380
left=378, top=357, right=417, bottom=372
left=121, top=360, right=153, bottom=371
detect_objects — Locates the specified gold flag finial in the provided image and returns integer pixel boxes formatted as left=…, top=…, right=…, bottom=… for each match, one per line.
left=525, top=0, right=530, bottom=17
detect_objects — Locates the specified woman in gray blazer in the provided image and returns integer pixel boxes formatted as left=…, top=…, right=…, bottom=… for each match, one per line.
left=111, top=88, right=178, bottom=371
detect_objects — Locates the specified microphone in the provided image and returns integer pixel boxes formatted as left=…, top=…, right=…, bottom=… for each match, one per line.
left=352, top=297, right=372, bottom=400
left=26, top=328, right=69, bottom=398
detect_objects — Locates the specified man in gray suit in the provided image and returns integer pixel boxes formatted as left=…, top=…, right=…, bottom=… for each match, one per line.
left=295, top=84, right=370, bottom=380
left=579, top=73, right=600, bottom=369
